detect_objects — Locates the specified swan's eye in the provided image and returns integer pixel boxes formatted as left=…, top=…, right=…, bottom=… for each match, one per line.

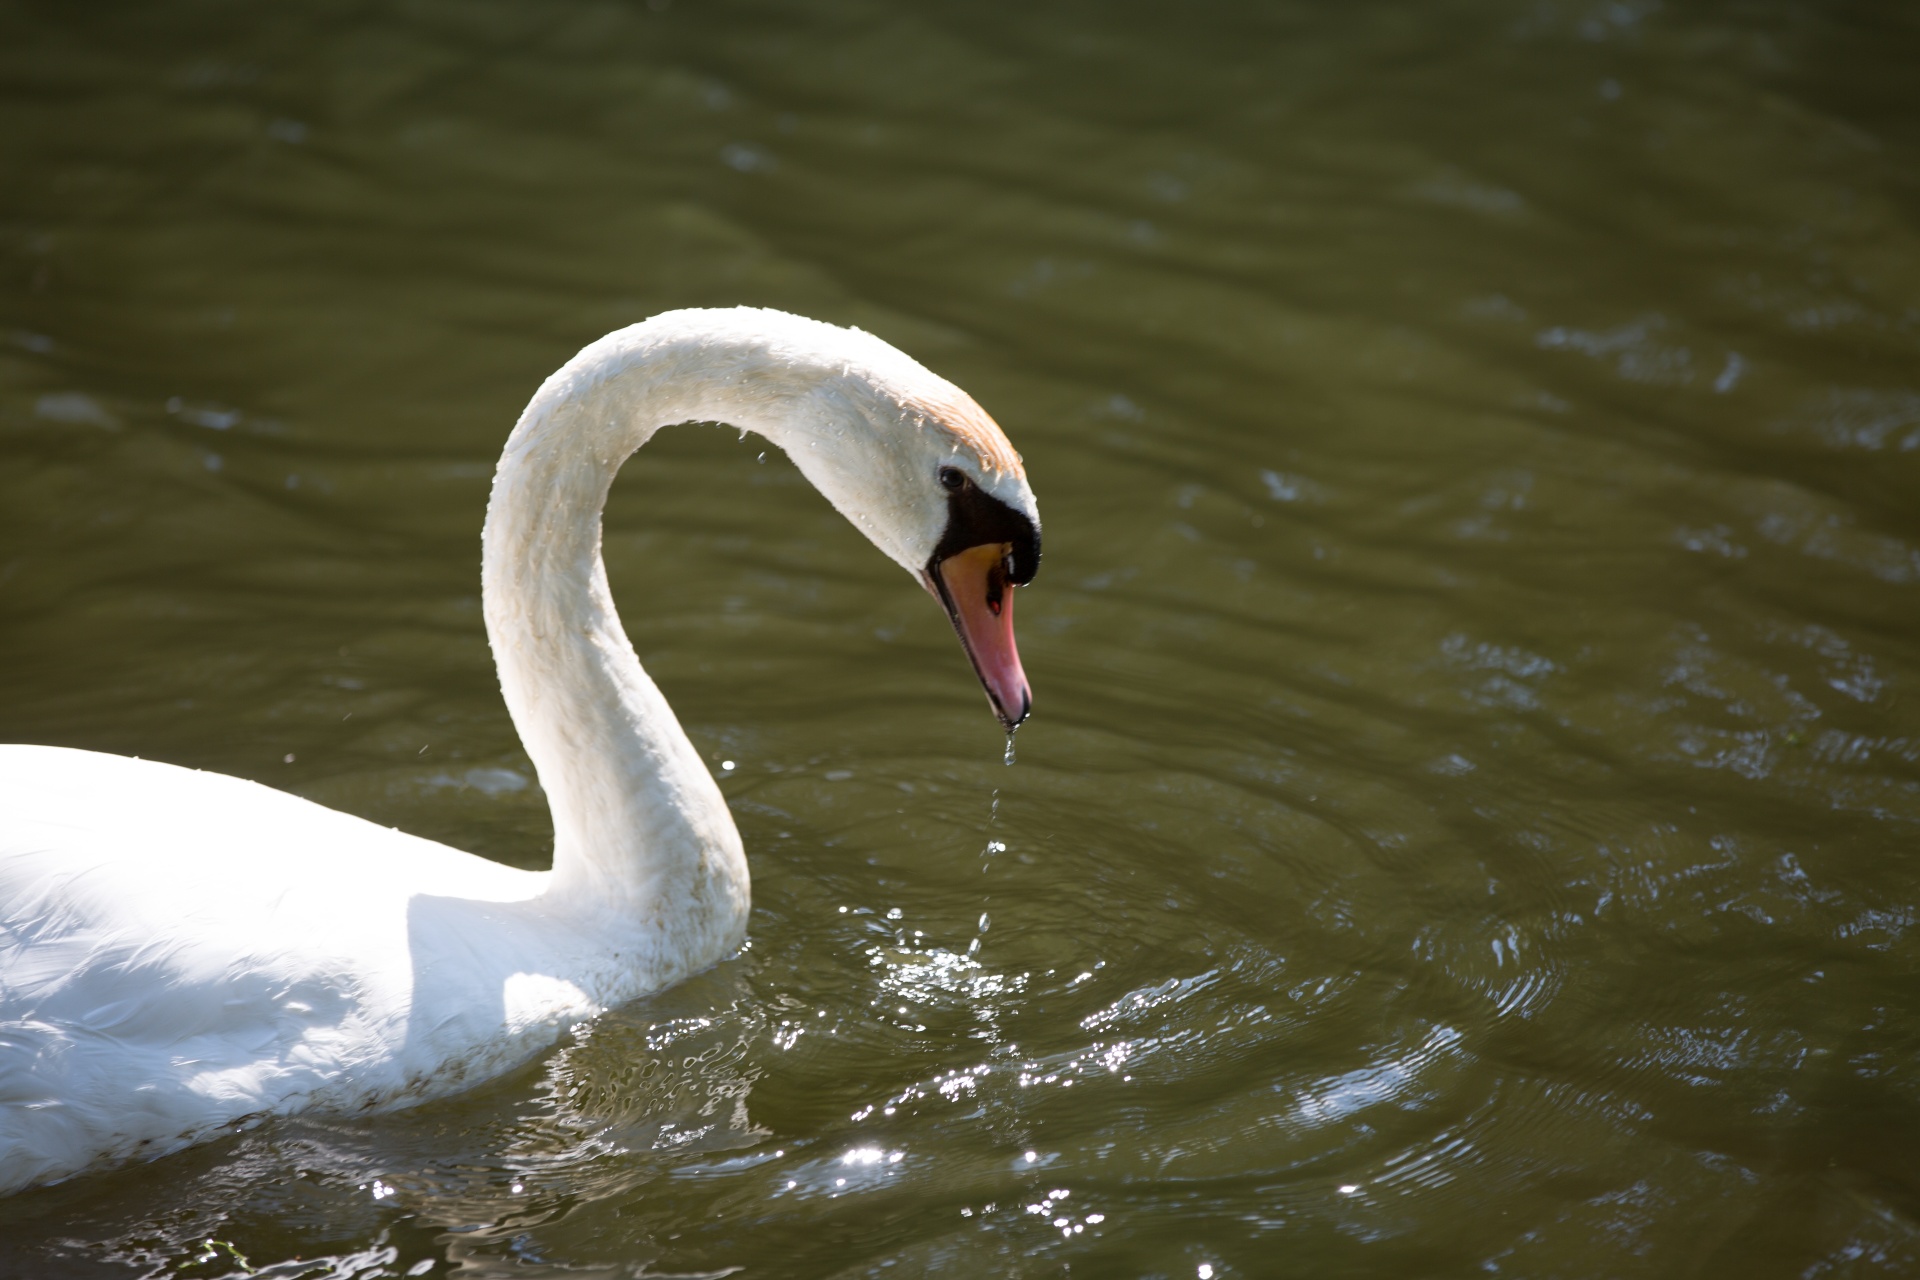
left=939, top=467, right=967, bottom=492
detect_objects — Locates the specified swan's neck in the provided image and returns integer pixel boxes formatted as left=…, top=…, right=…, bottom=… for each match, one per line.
left=480, top=320, right=846, bottom=934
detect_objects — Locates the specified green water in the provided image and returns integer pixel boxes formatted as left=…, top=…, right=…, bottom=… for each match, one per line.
left=3, top=0, right=1919, bottom=1275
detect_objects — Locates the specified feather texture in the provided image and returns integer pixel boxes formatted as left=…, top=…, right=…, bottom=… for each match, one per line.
left=0, top=307, right=1038, bottom=1194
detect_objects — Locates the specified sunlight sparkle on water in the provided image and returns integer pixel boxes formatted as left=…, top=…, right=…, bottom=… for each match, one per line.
left=7, top=2, right=1918, bottom=1274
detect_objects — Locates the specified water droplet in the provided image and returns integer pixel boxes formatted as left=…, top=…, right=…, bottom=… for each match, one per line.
left=1003, top=733, right=1017, bottom=766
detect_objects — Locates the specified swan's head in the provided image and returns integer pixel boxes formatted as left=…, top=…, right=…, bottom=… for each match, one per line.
left=916, top=443, right=1041, bottom=732
left=755, top=318, right=1041, bottom=730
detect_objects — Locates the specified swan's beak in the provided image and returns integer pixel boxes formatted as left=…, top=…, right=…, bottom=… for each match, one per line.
left=930, top=542, right=1031, bottom=730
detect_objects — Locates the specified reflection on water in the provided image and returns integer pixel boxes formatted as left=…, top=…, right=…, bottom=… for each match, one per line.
left=3, top=0, right=1920, bottom=1274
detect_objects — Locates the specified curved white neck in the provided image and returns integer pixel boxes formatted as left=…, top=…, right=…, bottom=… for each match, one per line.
left=480, top=311, right=929, bottom=940
left=480, top=306, right=1030, bottom=954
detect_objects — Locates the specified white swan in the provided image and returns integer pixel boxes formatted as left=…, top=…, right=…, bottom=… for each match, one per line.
left=0, top=307, right=1041, bottom=1195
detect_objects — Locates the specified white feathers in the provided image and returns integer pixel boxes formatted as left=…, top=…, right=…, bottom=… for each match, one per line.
left=0, top=308, right=1033, bottom=1194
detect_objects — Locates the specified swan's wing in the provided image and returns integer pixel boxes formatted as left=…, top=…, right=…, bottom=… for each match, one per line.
left=0, top=745, right=544, bottom=1191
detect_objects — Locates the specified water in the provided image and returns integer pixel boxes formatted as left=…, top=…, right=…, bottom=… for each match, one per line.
left=2, top=0, right=1918, bottom=1274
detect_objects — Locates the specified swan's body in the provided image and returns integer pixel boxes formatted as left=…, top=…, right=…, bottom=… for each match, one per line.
left=0, top=308, right=1039, bottom=1194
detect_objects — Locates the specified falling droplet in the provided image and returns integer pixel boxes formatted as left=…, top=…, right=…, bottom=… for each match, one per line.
left=1003, top=732, right=1017, bottom=766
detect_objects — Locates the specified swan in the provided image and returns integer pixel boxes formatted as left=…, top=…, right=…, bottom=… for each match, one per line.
left=0, top=307, right=1041, bottom=1195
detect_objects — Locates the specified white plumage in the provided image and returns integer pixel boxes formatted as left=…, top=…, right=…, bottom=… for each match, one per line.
left=0, top=307, right=1039, bottom=1194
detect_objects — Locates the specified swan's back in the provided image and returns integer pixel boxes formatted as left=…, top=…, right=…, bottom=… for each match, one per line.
left=0, top=308, right=1038, bottom=1194
left=0, top=746, right=544, bottom=1193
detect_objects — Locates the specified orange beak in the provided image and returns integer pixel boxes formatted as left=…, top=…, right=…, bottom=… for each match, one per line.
left=929, top=542, right=1031, bottom=730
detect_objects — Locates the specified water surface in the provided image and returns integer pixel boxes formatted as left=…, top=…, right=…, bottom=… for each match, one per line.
left=3, top=0, right=1919, bottom=1275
